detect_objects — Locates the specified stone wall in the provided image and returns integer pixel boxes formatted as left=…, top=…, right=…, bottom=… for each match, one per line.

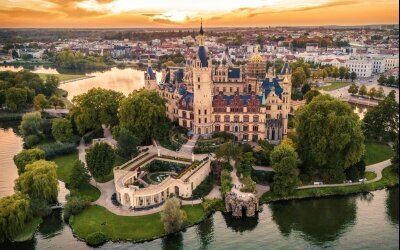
left=225, top=192, right=259, bottom=218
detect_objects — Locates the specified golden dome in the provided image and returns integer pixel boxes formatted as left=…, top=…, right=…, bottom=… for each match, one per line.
left=249, top=47, right=264, bottom=63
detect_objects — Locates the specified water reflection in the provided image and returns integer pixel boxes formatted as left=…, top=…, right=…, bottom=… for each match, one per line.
left=161, top=232, right=183, bottom=250
left=270, top=196, right=357, bottom=244
left=196, top=216, right=214, bottom=250
left=386, top=187, right=399, bottom=225
left=0, top=65, right=59, bottom=74
left=222, top=213, right=259, bottom=232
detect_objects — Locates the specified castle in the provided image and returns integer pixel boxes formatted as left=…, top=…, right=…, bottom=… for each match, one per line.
left=145, top=24, right=292, bottom=143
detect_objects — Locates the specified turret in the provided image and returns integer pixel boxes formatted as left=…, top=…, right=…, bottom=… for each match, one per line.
left=144, top=57, right=157, bottom=90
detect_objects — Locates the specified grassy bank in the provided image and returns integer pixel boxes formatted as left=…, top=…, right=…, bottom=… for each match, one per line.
left=365, top=142, right=394, bottom=165
left=316, top=81, right=351, bottom=91
left=70, top=204, right=205, bottom=242
left=53, top=152, right=100, bottom=201
left=13, top=217, right=43, bottom=242
left=37, top=73, right=86, bottom=82
left=260, top=166, right=399, bottom=204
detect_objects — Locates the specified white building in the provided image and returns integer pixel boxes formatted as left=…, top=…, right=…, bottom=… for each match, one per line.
left=345, top=59, right=373, bottom=77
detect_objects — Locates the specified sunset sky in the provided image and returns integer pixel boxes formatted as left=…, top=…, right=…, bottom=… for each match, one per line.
left=0, top=0, right=398, bottom=28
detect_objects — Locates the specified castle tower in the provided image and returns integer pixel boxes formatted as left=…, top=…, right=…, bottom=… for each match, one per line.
left=144, top=57, right=157, bottom=90
left=193, top=20, right=213, bottom=135
left=280, top=62, right=292, bottom=139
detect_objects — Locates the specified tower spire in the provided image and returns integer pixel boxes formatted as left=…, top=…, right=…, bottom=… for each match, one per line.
left=199, top=18, right=204, bottom=35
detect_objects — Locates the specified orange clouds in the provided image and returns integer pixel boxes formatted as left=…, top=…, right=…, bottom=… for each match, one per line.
left=0, top=0, right=398, bottom=28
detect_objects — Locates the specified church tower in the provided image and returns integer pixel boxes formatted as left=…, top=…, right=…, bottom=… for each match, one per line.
left=280, top=62, right=291, bottom=139
left=144, top=58, right=157, bottom=90
left=193, top=20, right=213, bottom=135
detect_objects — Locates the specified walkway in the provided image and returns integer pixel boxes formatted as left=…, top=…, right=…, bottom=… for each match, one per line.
left=178, top=134, right=198, bottom=154
left=253, top=166, right=274, bottom=172
left=205, top=185, right=222, bottom=199
left=297, top=159, right=391, bottom=189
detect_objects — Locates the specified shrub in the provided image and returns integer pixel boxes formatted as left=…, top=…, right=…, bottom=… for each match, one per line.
left=202, top=198, right=225, bottom=214
left=192, top=173, right=214, bottom=199
left=221, top=169, right=232, bottom=196
left=161, top=197, right=184, bottom=234
left=63, top=196, right=90, bottom=221
left=37, top=142, right=76, bottom=159
left=240, top=176, right=256, bottom=193
left=25, top=134, right=41, bottom=148
left=86, top=231, right=107, bottom=246
left=13, top=148, right=45, bottom=174
left=30, top=198, right=52, bottom=217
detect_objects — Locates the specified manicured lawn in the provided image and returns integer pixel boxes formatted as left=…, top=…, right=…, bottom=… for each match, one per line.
left=13, top=217, right=43, bottom=242
left=365, top=171, right=377, bottom=181
left=53, top=152, right=79, bottom=183
left=53, top=152, right=100, bottom=201
left=365, top=142, right=394, bottom=165
left=70, top=204, right=205, bottom=242
left=37, top=73, right=86, bottom=82
left=260, top=166, right=399, bottom=204
left=316, top=81, right=351, bottom=91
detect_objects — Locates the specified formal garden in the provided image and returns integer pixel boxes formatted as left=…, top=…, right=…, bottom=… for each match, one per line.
left=193, top=131, right=234, bottom=154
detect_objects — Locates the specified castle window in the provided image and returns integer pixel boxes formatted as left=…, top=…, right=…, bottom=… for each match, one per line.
left=205, top=118, right=207, bottom=123
left=278, top=105, right=282, bottom=110
left=266, top=105, right=271, bottom=110
left=182, top=111, right=187, bottom=119
left=234, top=116, right=239, bottom=122
left=253, top=125, right=259, bottom=132
left=183, top=120, right=187, bottom=127
left=190, top=113, right=194, bottom=119
left=243, top=115, right=249, bottom=122
left=198, top=109, right=201, bottom=115
left=243, top=125, right=249, bottom=131
left=198, top=118, right=201, bottom=124
left=224, top=115, right=230, bottom=122
left=253, top=116, right=259, bottom=122
left=215, top=115, right=220, bottom=122
left=230, top=87, right=233, bottom=92
left=224, top=125, right=230, bottom=131
left=204, top=109, right=207, bottom=115
left=198, top=84, right=200, bottom=89
left=215, top=125, right=220, bottom=131
left=198, top=77, right=200, bottom=82
left=223, top=87, right=226, bottom=92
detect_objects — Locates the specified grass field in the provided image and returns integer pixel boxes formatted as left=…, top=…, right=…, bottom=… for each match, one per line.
left=70, top=204, right=205, bottom=242
left=365, top=142, right=394, bottom=165
left=37, top=73, right=86, bottom=82
left=13, top=217, right=43, bottom=242
left=261, top=166, right=399, bottom=204
left=53, top=152, right=100, bottom=201
left=316, top=81, right=351, bottom=91
left=365, top=171, right=377, bottom=181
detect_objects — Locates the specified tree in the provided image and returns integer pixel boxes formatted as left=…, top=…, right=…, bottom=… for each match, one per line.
left=377, top=74, right=387, bottom=85
left=0, top=192, right=30, bottom=243
left=85, top=142, right=115, bottom=181
left=350, top=72, right=357, bottom=82
left=363, top=91, right=399, bottom=141
left=367, top=87, right=377, bottom=99
left=290, top=60, right=311, bottom=78
left=321, top=69, right=328, bottom=80
left=304, top=89, right=320, bottom=104
left=256, top=34, right=265, bottom=45
left=48, top=95, right=64, bottom=109
left=375, top=86, right=385, bottom=99
left=358, top=85, right=367, bottom=96
left=34, top=94, right=47, bottom=111
left=19, top=111, right=43, bottom=138
left=237, top=152, right=256, bottom=177
left=291, top=67, right=307, bottom=89
left=13, top=148, right=45, bottom=174
left=345, top=158, right=366, bottom=182
left=52, top=118, right=73, bottom=143
left=270, top=143, right=300, bottom=196
left=331, top=67, right=339, bottom=80
left=14, top=160, right=59, bottom=203
left=115, top=127, right=139, bottom=159
left=387, top=76, right=396, bottom=86
left=345, top=71, right=350, bottom=81
left=43, top=75, right=60, bottom=96
left=392, top=136, right=399, bottom=172
left=339, top=66, right=347, bottom=81
left=301, top=83, right=311, bottom=95
left=71, top=88, right=124, bottom=134
left=5, top=87, right=28, bottom=112
left=295, top=94, right=365, bottom=183
left=348, top=84, right=359, bottom=95
left=161, top=197, right=185, bottom=233
left=69, top=160, right=91, bottom=189
left=215, top=142, right=242, bottom=163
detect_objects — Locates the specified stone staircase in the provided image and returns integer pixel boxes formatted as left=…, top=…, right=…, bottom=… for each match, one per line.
left=178, top=134, right=199, bottom=154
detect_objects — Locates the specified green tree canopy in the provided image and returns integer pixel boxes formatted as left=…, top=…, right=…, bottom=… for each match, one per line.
left=161, top=197, right=185, bottom=233
left=350, top=72, right=357, bottom=82
left=13, top=148, right=45, bottom=174
left=348, top=84, right=359, bottom=95
left=85, top=142, right=115, bottom=181
left=0, top=192, right=30, bottom=243
left=71, top=88, right=124, bottom=134
left=215, top=142, right=242, bottom=163
left=363, top=91, right=399, bottom=141
left=5, top=87, right=28, bottom=112
left=19, top=111, right=43, bottom=138
left=14, top=160, right=59, bottom=203
left=118, top=89, right=167, bottom=143
left=291, top=67, right=307, bottom=89
left=303, top=89, right=320, bottom=104
left=34, top=94, right=47, bottom=111
left=115, top=127, right=139, bottom=159
left=295, top=94, right=365, bottom=182
left=69, top=160, right=91, bottom=189
left=358, top=85, right=367, bottom=96
left=52, top=118, right=73, bottom=143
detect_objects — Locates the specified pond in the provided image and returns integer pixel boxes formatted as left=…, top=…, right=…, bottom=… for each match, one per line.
left=1, top=188, right=398, bottom=249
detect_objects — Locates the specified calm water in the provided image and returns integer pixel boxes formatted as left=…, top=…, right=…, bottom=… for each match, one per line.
left=0, top=65, right=161, bottom=100
left=1, top=188, right=398, bottom=250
